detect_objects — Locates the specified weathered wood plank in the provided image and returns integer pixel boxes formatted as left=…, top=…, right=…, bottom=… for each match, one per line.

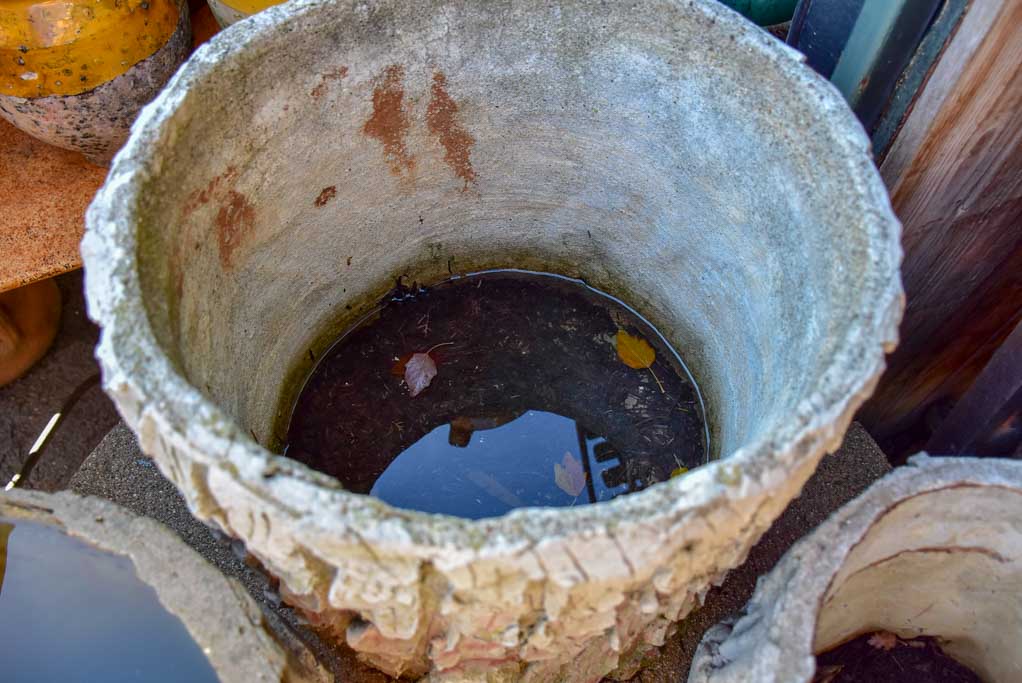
left=860, top=0, right=1022, bottom=452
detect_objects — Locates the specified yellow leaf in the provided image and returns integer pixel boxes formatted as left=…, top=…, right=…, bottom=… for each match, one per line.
left=616, top=329, right=656, bottom=369
left=671, top=467, right=688, bottom=479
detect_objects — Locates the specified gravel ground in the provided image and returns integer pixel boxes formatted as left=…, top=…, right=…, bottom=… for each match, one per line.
left=0, top=271, right=119, bottom=490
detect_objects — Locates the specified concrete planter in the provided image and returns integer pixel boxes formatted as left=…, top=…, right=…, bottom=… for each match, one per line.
left=0, top=489, right=326, bottom=682
left=690, top=456, right=1022, bottom=683
left=82, top=0, right=902, bottom=679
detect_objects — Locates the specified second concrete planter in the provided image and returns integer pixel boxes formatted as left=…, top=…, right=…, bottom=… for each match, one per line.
left=0, top=489, right=327, bottom=682
left=690, top=456, right=1022, bottom=683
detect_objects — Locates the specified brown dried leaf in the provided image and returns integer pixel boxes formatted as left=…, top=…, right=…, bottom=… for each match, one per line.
left=814, top=665, right=844, bottom=683
left=616, top=329, right=655, bottom=369
left=868, top=631, right=898, bottom=651
left=404, top=352, right=437, bottom=397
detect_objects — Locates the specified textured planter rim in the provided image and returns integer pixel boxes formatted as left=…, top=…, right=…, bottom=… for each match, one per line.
left=83, top=0, right=902, bottom=571
left=689, top=455, right=1022, bottom=683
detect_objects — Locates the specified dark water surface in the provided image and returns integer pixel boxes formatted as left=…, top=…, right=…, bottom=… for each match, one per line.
left=0, top=519, right=219, bottom=683
left=286, top=270, right=708, bottom=519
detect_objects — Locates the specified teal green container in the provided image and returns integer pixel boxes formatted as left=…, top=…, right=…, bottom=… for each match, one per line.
left=719, top=0, right=797, bottom=25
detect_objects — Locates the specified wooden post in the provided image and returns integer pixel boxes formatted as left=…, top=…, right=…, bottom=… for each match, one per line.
left=859, top=0, right=1022, bottom=455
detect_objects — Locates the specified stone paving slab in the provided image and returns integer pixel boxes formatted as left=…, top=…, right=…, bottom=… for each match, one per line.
left=0, top=120, right=107, bottom=293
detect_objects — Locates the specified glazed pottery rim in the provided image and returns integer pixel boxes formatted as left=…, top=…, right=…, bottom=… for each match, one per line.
left=83, top=0, right=903, bottom=548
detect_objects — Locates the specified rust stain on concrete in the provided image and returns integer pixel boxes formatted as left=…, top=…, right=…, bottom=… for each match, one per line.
left=426, top=71, right=477, bottom=190
left=311, top=66, right=348, bottom=98
left=362, top=64, right=415, bottom=177
left=215, top=190, right=256, bottom=268
left=314, top=185, right=338, bottom=207
left=183, top=166, right=239, bottom=217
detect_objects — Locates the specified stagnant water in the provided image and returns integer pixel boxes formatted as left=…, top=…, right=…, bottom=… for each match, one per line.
left=285, top=270, right=708, bottom=519
left=0, top=519, right=218, bottom=682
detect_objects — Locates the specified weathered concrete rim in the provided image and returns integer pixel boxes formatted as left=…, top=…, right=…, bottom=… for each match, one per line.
left=0, top=488, right=322, bottom=683
left=82, top=0, right=903, bottom=552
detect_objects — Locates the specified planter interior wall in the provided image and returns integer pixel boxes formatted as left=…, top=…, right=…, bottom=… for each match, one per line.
left=83, top=0, right=902, bottom=679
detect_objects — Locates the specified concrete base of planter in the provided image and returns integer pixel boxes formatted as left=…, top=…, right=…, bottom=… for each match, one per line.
left=0, top=488, right=328, bottom=683
left=689, top=456, right=1022, bottom=683
left=70, top=422, right=891, bottom=681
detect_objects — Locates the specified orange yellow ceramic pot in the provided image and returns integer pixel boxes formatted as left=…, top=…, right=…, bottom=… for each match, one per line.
left=206, top=0, right=282, bottom=27
left=0, top=1, right=191, bottom=165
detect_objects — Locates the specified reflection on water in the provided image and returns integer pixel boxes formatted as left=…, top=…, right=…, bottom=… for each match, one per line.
left=0, top=518, right=219, bottom=682
left=0, top=522, right=11, bottom=597
left=371, top=410, right=636, bottom=519
left=286, top=271, right=709, bottom=519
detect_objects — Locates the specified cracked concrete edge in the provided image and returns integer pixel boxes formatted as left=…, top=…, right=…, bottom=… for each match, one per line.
left=687, top=456, right=1022, bottom=683
left=80, top=0, right=904, bottom=677
left=0, top=488, right=331, bottom=683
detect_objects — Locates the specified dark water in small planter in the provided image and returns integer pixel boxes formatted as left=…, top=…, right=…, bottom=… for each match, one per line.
left=285, top=270, right=708, bottom=519
left=0, top=519, right=218, bottom=683
left=814, top=632, right=981, bottom=682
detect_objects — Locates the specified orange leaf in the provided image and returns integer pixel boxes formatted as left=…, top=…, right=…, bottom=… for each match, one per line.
left=616, top=330, right=655, bottom=369
left=868, top=631, right=898, bottom=651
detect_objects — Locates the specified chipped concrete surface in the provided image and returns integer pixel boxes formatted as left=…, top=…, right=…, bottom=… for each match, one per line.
left=82, top=0, right=903, bottom=678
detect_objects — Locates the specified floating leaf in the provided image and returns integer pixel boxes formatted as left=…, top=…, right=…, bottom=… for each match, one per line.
left=868, top=631, right=898, bottom=651
left=404, top=352, right=437, bottom=397
left=670, top=466, right=689, bottom=479
left=616, top=330, right=655, bottom=369
left=554, top=451, right=587, bottom=497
